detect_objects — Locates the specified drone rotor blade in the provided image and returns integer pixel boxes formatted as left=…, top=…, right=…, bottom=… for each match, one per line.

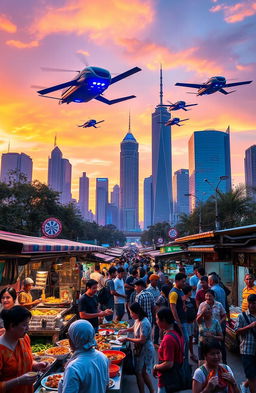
left=41, top=67, right=80, bottom=73
left=96, top=120, right=105, bottom=124
left=38, top=80, right=78, bottom=95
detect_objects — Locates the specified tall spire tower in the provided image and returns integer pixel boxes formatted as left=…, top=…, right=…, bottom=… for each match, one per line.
left=151, top=66, right=173, bottom=224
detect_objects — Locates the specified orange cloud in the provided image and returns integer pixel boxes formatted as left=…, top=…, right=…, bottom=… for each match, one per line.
left=31, top=0, right=154, bottom=42
left=6, top=40, right=39, bottom=48
left=210, top=1, right=256, bottom=23
left=118, top=38, right=223, bottom=75
left=0, top=14, right=17, bottom=33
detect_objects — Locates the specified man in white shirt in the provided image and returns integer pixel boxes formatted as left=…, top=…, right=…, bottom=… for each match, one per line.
left=90, top=264, right=105, bottom=290
left=114, top=267, right=126, bottom=321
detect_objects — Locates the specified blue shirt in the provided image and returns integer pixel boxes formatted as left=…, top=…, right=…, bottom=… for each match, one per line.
left=211, top=284, right=226, bottom=308
left=189, top=275, right=199, bottom=298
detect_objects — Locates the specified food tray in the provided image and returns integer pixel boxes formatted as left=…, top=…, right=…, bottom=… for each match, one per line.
left=41, top=373, right=64, bottom=391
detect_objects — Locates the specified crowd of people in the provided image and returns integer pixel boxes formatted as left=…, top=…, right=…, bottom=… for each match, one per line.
left=0, top=249, right=256, bottom=393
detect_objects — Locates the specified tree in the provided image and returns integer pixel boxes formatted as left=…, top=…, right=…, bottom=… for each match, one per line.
left=140, top=221, right=171, bottom=245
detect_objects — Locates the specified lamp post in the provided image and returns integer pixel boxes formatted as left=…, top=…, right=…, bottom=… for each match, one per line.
left=184, top=193, right=202, bottom=233
left=204, top=176, right=229, bottom=230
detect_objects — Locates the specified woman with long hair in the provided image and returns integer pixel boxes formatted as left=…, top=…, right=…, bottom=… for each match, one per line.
left=0, top=287, right=17, bottom=336
left=153, top=307, right=184, bottom=393
left=119, top=302, right=155, bottom=393
left=193, top=339, right=239, bottom=393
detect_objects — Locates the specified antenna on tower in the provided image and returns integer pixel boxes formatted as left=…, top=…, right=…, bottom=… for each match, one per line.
left=128, top=111, right=131, bottom=132
left=7, top=140, right=10, bottom=153
left=226, top=125, right=230, bottom=134
left=160, top=64, right=163, bottom=106
left=54, top=134, right=57, bottom=147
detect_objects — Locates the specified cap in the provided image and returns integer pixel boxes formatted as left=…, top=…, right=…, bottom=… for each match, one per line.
left=24, top=277, right=34, bottom=285
left=149, top=274, right=159, bottom=281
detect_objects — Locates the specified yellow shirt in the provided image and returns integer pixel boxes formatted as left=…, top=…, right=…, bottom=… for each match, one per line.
left=241, top=285, right=256, bottom=312
left=18, top=291, right=33, bottom=309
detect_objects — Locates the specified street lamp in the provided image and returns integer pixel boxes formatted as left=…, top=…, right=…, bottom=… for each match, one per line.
left=184, top=193, right=202, bottom=233
left=204, top=176, right=229, bottom=230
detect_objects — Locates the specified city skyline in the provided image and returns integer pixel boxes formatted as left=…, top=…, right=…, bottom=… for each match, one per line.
left=0, top=0, right=255, bottom=220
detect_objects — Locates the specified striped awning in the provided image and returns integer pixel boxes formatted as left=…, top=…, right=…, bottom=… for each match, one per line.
left=0, top=230, right=104, bottom=254
left=93, top=253, right=115, bottom=263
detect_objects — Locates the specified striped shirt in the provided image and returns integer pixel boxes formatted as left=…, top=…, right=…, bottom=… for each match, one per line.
left=235, top=310, right=256, bottom=355
left=135, top=290, right=155, bottom=325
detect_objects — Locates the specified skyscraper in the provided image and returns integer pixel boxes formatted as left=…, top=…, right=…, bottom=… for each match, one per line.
left=120, top=118, right=139, bottom=231
left=48, top=144, right=72, bottom=205
left=111, top=185, right=120, bottom=208
left=79, top=172, right=89, bottom=219
left=173, top=169, right=189, bottom=223
left=110, top=184, right=120, bottom=228
left=152, top=67, right=172, bottom=224
left=188, top=129, right=231, bottom=210
left=96, top=178, right=108, bottom=226
left=0, top=152, right=32, bottom=183
left=144, top=175, right=152, bottom=230
left=244, top=145, right=256, bottom=200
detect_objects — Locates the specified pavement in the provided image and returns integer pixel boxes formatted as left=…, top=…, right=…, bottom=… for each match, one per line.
left=122, top=346, right=246, bottom=393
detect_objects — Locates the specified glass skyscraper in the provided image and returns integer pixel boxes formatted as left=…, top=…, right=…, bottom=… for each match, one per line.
left=0, top=152, right=32, bottom=183
left=188, top=129, right=231, bottom=210
left=120, top=129, right=139, bottom=231
left=144, top=175, right=152, bottom=230
left=244, top=145, right=256, bottom=200
left=78, top=172, right=89, bottom=219
left=152, top=68, right=172, bottom=224
left=173, top=169, right=189, bottom=223
left=96, top=178, right=108, bottom=226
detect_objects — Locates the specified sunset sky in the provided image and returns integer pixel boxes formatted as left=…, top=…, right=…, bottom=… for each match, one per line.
left=0, top=0, right=255, bottom=222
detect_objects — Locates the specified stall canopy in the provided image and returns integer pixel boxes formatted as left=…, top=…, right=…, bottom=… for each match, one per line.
left=104, top=248, right=124, bottom=257
left=0, top=230, right=104, bottom=254
left=93, top=252, right=115, bottom=263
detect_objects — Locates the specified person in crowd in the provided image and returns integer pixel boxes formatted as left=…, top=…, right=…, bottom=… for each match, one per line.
left=196, top=276, right=209, bottom=309
left=153, top=307, right=184, bottom=393
left=241, top=274, right=256, bottom=312
left=0, top=287, right=17, bottom=336
left=119, top=302, right=155, bottom=393
left=155, top=285, right=170, bottom=310
left=101, top=266, right=117, bottom=322
left=114, top=267, right=126, bottom=321
left=0, top=306, right=48, bottom=393
left=197, top=289, right=227, bottom=364
left=79, top=279, right=112, bottom=332
left=164, top=275, right=173, bottom=290
left=235, top=294, right=256, bottom=393
left=135, top=279, right=155, bottom=326
left=59, top=320, right=108, bottom=393
left=125, top=267, right=138, bottom=316
left=18, top=278, right=41, bottom=309
left=192, top=339, right=239, bottom=393
left=196, top=267, right=206, bottom=292
left=183, top=285, right=198, bottom=362
left=90, top=264, right=105, bottom=290
left=138, top=267, right=148, bottom=284
left=169, top=273, right=188, bottom=356
left=208, top=274, right=226, bottom=309
left=197, top=303, right=223, bottom=364
left=147, top=274, right=161, bottom=301
left=189, top=265, right=199, bottom=298
left=154, top=265, right=165, bottom=289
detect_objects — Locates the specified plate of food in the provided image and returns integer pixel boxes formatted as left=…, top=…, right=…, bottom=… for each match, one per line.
left=36, top=355, right=56, bottom=365
left=41, top=373, right=63, bottom=391
left=102, top=350, right=126, bottom=365
left=45, top=346, right=70, bottom=359
left=56, top=339, right=70, bottom=347
left=108, top=379, right=115, bottom=389
left=98, top=329, right=115, bottom=336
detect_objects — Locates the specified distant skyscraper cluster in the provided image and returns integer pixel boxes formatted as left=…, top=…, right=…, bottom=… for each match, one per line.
left=1, top=152, right=32, bottom=183
left=244, top=145, right=256, bottom=201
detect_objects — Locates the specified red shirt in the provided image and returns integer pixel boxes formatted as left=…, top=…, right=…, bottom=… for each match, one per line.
left=196, top=289, right=207, bottom=305
left=158, top=330, right=184, bottom=387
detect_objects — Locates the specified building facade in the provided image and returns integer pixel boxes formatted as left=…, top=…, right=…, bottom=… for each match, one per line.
left=96, top=178, right=108, bottom=226
left=188, top=129, right=231, bottom=210
left=78, top=172, right=89, bottom=219
left=244, top=145, right=256, bottom=200
left=173, top=169, right=189, bottom=223
left=48, top=146, right=72, bottom=205
left=1, top=152, right=32, bottom=183
left=120, top=132, right=139, bottom=231
left=144, top=175, right=152, bottom=230
left=152, top=68, right=172, bottom=224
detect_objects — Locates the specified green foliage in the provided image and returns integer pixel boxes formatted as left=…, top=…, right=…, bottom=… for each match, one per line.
left=0, top=179, right=125, bottom=246
left=140, top=221, right=171, bottom=245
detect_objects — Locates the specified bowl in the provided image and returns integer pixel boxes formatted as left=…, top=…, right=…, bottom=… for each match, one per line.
left=109, top=364, right=120, bottom=378
left=56, top=339, right=70, bottom=347
left=102, top=350, right=126, bottom=365
left=45, top=346, right=70, bottom=360
left=37, top=355, right=56, bottom=365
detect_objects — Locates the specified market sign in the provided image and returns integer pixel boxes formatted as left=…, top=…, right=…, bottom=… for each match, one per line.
left=41, top=217, right=62, bottom=238
left=168, top=228, right=178, bottom=239
left=160, top=246, right=182, bottom=253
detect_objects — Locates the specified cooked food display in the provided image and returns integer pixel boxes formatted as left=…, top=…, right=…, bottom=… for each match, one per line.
left=44, top=297, right=69, bottom=304
left=46, top=346, right=70, bottom=356
left=31, top=309, right=59, bottom=316
left=64, top=314, right=75, bottom=321
left=100, top=321, right=129, bottom=330
left=45, top=374, right=63, bottom=389
left=56, top=339, right=70, bottom=347
left=102, top=350, right=126, bottom=364
left=40, top=357, right=55, bottom=364
left=32, top=343, right=53, bottom=355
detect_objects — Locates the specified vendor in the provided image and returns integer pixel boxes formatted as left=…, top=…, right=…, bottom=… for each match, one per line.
left=242, top=273, right=256, bottom=312
left=18, top=278, right=41, bottom=309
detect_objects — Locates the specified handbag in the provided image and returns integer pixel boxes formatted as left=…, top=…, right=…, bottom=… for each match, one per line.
left=161, top=332, right=192, bottom=393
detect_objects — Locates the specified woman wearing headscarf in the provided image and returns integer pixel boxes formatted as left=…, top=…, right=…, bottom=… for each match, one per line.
left=58, top=320, right=109, bottom=393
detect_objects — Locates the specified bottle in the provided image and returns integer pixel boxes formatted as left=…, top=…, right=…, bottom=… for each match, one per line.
left=41, top=288, right=46, bottom=302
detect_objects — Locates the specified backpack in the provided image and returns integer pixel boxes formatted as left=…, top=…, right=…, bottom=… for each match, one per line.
left=186, top=297, right=197, bottom=323
left=97, top=280, right=112, bottom=305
